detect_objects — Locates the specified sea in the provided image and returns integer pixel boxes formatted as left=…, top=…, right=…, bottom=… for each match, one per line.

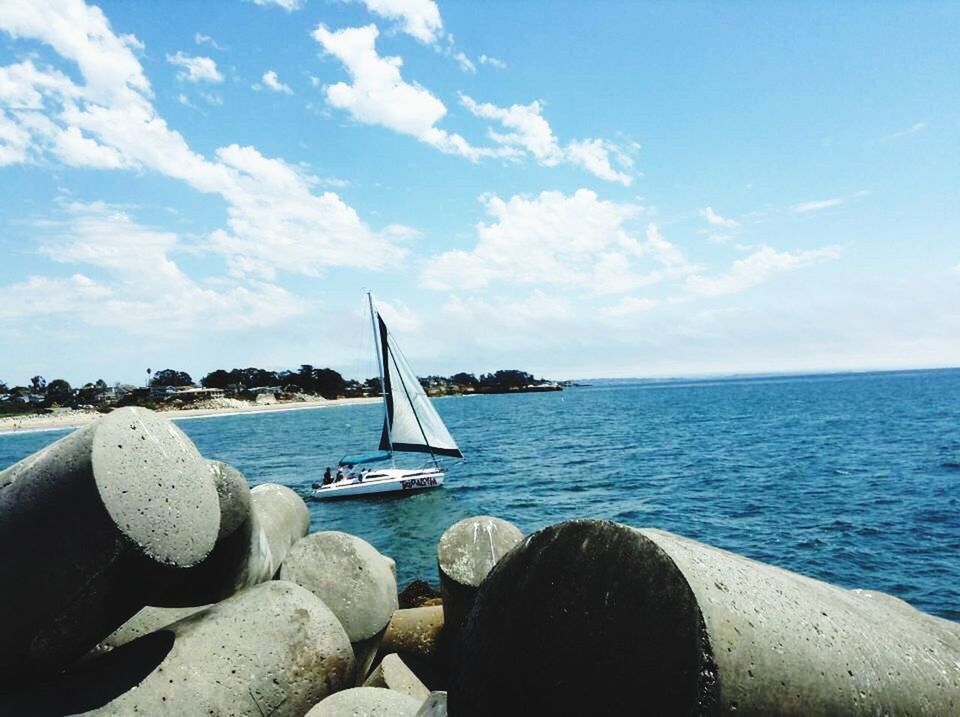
left=2, top=368, right=958, bottom=621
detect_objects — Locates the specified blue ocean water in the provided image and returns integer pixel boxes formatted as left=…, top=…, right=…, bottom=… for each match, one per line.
left=2, top=369, right=958, bottom=620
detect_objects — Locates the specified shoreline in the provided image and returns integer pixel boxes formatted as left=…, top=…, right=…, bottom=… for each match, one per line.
left=0, top=396, right=380, bottom=436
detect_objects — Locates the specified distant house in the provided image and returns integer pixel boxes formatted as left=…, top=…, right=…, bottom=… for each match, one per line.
left=247, top=386, right=280, bottom=396
left=172, top=387, right=225, bottom=401
left=150, top=385, right=179, bottom=399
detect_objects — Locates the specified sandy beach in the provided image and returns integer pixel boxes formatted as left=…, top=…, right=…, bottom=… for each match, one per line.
left=0, top=396, right=380, bottom=435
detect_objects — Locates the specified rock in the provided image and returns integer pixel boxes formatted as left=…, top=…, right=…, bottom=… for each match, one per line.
left=247, top=483, right=310, bottom=582
left=363, top=653, right=431, bottom=701
left=381, top=605, right=445, bottom=661
left=1, top=581, right=355, bottom=716
left=416, top=691, right=447, bottom=716
left=279, top=531, right=398, bottom=641
left=436, top=515, right=522, bottom=644
left=352, top=631, right=385, bottom=685
left=0, top=407, right=220, bottom=678
left=306, top=687, right=421, bottom=716
left=637, top=527, right=960, bottom=715
left=399, top=579, right=443, bottom=609
left=449, top=520, right=960, bottom=716
left=91, top=604, right=208, bottom=656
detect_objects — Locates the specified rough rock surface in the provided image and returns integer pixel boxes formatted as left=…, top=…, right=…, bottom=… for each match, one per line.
left=381, top=606, right=445, bottom=661
left=416, top=691, right=447, bottom=716
left=306, top=686, right=422, bottom=716
left=0, top=408, right=220, bottom=677
left=280, top=531, right=398, bottom=641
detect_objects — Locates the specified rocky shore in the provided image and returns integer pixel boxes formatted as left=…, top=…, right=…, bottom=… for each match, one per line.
left=0, top=407, right=957, bottom=715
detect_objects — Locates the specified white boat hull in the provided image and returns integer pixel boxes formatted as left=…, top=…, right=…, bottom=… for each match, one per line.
left=312, top=468, right=445, bottom=499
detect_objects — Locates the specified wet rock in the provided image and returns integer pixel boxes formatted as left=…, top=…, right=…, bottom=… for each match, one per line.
left=450, top=520, right=960, bottom=716
left=306, top=687, right=422, bottom=716
left=1, top=581, right=355, bottom=716
left=0, top=408, right=220, bottom=678
left=436, top=515, right=522, bottom=643
left=416, top=691, right=447, bottom=716
left=399, top=579, right=443, bottom=609
left=363, top=653, right=430, bottom=701
left=279, top=531, right=398, bottom=641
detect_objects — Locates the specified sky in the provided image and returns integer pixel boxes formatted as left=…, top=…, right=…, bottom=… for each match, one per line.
left=0, top=0, right=958, bottom=387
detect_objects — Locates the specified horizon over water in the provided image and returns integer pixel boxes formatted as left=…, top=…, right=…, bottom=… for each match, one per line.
left=2, top=367, right=958, bottom=621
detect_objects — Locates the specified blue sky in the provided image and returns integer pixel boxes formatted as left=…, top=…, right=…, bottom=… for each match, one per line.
left=1, top=0, right=958, bottom=386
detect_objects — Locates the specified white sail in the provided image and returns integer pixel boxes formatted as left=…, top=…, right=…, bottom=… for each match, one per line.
left=376, top=312, right=462, bottom=458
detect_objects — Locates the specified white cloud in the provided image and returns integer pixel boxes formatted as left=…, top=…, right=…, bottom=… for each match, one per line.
left=792, top=190, right=868, bottom=214
left=166, top=51, right=223, bottom=83
left=353, top=0, right=443, bottom=44
left=460, top=93, right=633, bottom=184
left=478, top=54, right=507, bottom=70
left=313, top=24, right=509, bottom=161
left=194, top=33, right=222, bottom=50
left=251, top=0, right=303, bottom=11
left=260, top=70, right=293, bottom=94
left=0, top=0, right=411, bottom=282
left=882, top=122, right=927, bottom=141
left=453, top=51, right=475, bottom=74
left=565, top=137, right=632, bottom=186
left=685, top=245, right=842, bottom=296
left=459, top=94, right=564, bottom=165
left=421, top=189, right=672, bottom=293
left=699, top=206, right=739, bottom=229
left=441, top=290, right=573, bottom=330
left=0, top=202, right=306, bottom=332
left=600, top=296, right=660, bottom=317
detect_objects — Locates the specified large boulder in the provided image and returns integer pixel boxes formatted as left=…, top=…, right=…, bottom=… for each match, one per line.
left=246, top=483, right=310, bottom=582
left=306, top=687, right=421, bottom=716
left=280, top=531, right=398, bottom=642
left=1, top=581, right=355, bottom=715
left=450, top=520, right=960, bottom=715
left=0, top=408, right=220, bottom=678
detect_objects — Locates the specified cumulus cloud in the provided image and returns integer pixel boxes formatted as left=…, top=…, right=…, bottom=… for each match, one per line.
left=259, top=70, right=293, bottom=94
left=313, top=24, right=510, bottom=161
left=420, top=189, right=676, bottom=292
left=0, top=0, right=411, bottom=285
left=353, top=0, right=442, bottom=44
left=684, top=245, right=842, bottom=296
left=478, top=54, right=507, bottom=70
left=460, top=94, right=633, bottom=185
left=166, top=51, right=223, bottom=83
left=0, top=202, right=306, bottom=331
left=699, top=206, right=739, bottom=229
left=194, top=33, right=222, bottom=50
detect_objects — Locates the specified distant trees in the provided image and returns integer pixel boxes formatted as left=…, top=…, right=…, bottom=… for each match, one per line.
left=149, top=369, right=193, bottom=387
left=45, top=379, right=73, bottom=406
left=30, top=376, right=46, bottom=393
left=202, top=368, right=279, bottom=390
left=479, top=370, right=537, bottom=391
left=450, top=372, right=479, bottom=389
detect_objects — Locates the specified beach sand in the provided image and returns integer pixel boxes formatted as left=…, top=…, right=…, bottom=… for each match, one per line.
left=0, top=397, right=380, bottom=435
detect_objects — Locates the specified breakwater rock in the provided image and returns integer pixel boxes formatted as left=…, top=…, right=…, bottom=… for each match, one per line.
left=1, top=411, right=957, bottom=715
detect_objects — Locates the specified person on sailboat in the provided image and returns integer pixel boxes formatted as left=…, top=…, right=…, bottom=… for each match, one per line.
left=322, top=467, right=333, bottom=486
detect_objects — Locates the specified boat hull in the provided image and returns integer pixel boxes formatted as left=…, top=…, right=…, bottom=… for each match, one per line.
left=313, top=468, right=444, bottom=500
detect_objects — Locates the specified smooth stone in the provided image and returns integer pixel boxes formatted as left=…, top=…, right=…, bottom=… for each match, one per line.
left=0, top=407, right=220, bottom=677
left=306, top=687, right=421, bottom=716
left=363, top=653, right=431, bottom=701
left=280, top=531, right=398, bottom=641
left=1, top=581, right=355, bottom=716
left=637, top=527, right=960, bottom=716
left=416, top=691, right=447, bottom=716
left=247, top=483, right=310, bottom=582
left=436, top=516, right=523, bottom=644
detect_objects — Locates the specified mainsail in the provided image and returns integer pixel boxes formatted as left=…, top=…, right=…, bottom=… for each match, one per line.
left=376, top=312, right=463, bottom=459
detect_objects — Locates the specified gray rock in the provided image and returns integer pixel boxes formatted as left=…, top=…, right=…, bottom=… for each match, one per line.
left=306, top=687, right=421, bottom=716
left=363, top=653, right=430, bottom=701
left=247, top=482, right=310, bottom=581
left=437, top=515, right=522, bottom=643
left=449, top=520, right=960, bottom=716
left=416, top=691, right=447, bottom=716
left=1, top=581, right=355, bottom=716
left=90, top=604, right=209, bottom=656
left=0, top=408, right=220, bottom=677
left=280, top=531, right=398, bottom=641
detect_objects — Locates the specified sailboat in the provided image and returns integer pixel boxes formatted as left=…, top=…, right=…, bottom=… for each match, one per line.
left=313, top=293, right=463, bottom=499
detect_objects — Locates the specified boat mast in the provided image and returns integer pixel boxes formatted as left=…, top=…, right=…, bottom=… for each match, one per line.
left=369, top=292, right=393, bottom=457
